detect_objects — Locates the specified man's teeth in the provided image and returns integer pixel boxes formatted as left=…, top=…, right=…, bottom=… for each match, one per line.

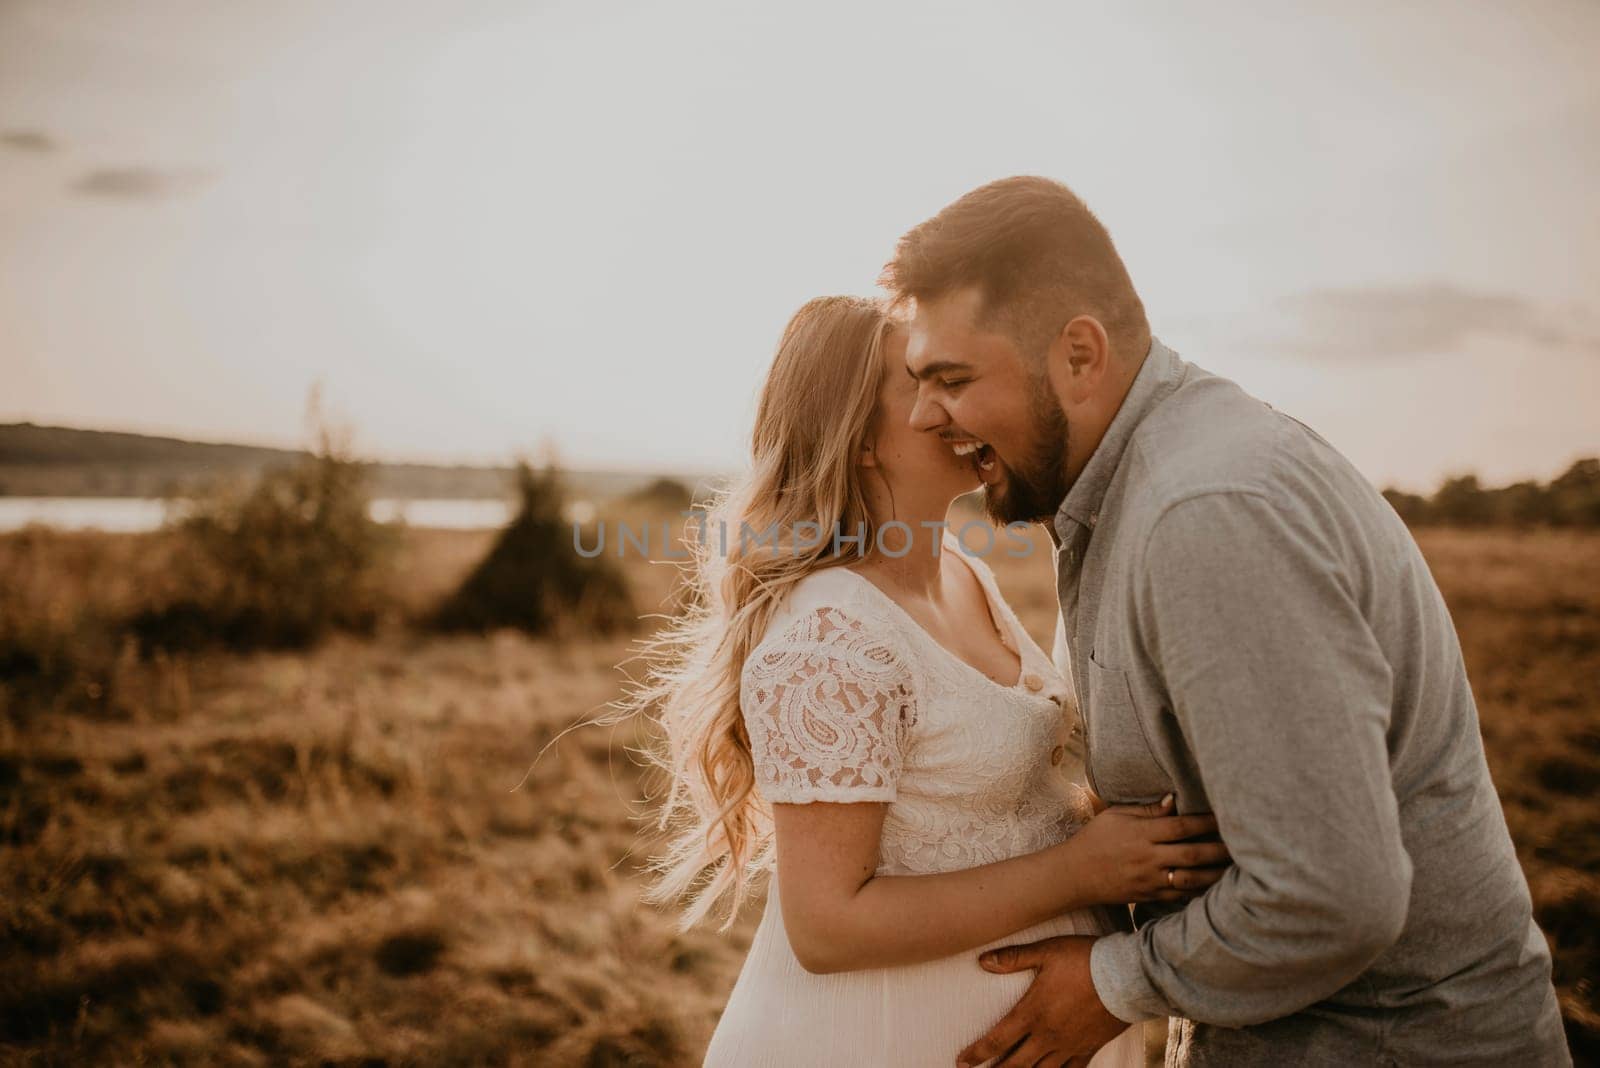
left=952, top=439, right=999, bottom=478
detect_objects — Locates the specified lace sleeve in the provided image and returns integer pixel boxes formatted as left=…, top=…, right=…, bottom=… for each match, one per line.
left=741, top=603, right=918, bottom=804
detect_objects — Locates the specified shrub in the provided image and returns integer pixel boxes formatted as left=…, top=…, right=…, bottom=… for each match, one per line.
left=129, top=417, right=400, bottom=652
left=0, top=527, right=188, bottom=719
left=626, top=477, right=695, bottom=512
left=1381, top=489, right=1430, bottom=526
left=431, top=460, right=633, bottom=636
left=1549, top=458, right=1600, bottom=526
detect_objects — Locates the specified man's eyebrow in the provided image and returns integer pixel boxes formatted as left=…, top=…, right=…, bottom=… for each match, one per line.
left=907, top=358, right=972, bottom=381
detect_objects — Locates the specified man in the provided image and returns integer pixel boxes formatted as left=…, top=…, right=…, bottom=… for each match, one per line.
left=885, top=176, right=1569, bottom=1066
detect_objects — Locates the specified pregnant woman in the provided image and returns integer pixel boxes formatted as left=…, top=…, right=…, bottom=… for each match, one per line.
left=625, top=296, right=1227, bottom=1066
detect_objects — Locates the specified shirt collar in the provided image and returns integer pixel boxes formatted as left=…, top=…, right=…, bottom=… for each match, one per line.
left=1051, top=335, right=1183, bottom=543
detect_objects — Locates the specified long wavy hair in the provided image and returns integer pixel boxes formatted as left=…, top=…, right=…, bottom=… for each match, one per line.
left=618, top=295, right=896, bottom=931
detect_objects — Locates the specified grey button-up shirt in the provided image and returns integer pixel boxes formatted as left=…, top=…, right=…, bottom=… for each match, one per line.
left=1049, top=337, right=1569, bottom=1066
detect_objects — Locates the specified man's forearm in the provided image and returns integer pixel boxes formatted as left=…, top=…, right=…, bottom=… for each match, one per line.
left=1088, top=854, right=1411, bottom=1026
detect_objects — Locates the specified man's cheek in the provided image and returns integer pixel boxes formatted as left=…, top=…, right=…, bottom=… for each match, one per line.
left=946, top=398, right=974, bottom=432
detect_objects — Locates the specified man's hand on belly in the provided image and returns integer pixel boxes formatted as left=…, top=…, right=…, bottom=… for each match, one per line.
left=954, top=935, right=1128, bottom=1068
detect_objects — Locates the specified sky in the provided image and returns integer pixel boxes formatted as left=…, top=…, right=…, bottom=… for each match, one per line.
left=1, top=0, right=1596, bottom=492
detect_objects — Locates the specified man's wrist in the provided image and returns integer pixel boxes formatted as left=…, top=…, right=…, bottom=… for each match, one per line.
left=1089, top=933, right=1166, bottom=1024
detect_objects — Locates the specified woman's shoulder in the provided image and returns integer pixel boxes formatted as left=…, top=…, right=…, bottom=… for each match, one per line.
left=745, top=567, right=909, bottom=664
left=767, top=565, right=885, bottom=624
left=942, top=532, right=1014, bottom=611
left=942, top=530, right=1003, bottom=581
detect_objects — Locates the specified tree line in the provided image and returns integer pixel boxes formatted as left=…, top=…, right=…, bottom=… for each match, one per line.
left=1382, top=458, right=1600, bottom=527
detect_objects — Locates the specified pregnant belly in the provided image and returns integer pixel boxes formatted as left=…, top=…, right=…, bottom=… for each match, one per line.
left=880, top=905, right=1126, bottom=1062
left=705, top=884, right=1129, bottom=1067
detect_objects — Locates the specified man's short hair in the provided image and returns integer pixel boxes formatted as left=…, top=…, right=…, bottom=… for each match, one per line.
left=880, top=175, right=1149, bottom=360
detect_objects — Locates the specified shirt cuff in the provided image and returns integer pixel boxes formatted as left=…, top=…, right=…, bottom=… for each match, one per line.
left=1089, top=932, right=1167, bottom=1024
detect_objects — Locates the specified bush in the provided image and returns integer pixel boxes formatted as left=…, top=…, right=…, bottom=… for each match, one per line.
left=0, top=529, right=83, bottom=698
left=1381, top=488, right=1430, bottom=526
left=129, top=418, right=399, bottom=652
left=626, top=477, right=695, bottom=512
left=1550, top=459, right=1600, bottom=526
left=1432, top=475, right=1494, bottom=526
left=0, top=527, right=194, bottom=719
left=431, top=460, right=633, bottom=636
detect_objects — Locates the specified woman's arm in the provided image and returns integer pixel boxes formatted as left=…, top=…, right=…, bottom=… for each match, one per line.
left=774, top=795, right=1226, bottom=974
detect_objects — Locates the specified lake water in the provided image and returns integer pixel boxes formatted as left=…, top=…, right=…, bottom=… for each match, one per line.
left=0, top=497, right=583, bottom=533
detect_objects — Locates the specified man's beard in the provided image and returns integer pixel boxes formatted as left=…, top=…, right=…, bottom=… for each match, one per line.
left=980, top=383, right=1070, bottom=526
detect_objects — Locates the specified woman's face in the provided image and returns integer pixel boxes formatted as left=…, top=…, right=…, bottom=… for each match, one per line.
left=864, top=328, right=983, bottom=508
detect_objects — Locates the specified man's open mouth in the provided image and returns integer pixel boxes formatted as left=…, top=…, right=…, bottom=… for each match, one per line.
left=950, top=439, right=999, bottom=477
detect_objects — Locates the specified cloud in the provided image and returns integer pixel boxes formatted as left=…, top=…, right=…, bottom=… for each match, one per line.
left=69, top=166, right=211, bottom=199
left=1258, top=283, right=1600, bottom=362
left=1, top=129, right=57, bottom=152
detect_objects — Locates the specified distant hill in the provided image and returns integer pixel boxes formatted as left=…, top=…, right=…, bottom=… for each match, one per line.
left=0, top=423, right=722, bottom=502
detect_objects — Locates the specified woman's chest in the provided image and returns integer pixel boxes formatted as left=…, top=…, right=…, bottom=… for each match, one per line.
left=901, top=660, right=1074, bottom=797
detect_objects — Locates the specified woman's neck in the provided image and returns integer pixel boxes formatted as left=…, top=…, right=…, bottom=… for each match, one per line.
left=849, top=504, right=952, bottom=603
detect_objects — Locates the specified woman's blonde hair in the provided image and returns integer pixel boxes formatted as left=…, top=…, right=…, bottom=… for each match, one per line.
left=620, top=294, right=896, bottom=931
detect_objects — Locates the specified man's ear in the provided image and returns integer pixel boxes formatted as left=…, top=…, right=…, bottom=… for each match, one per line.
left=1045, top=316, right=1110, bottom=407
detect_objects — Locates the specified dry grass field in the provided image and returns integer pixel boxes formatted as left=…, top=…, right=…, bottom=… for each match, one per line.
left=1, top=520, right=1595, bottom=1065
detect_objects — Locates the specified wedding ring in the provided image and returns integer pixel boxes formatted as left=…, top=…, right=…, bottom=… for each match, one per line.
left=1166, top=868, right=1176, bottom=888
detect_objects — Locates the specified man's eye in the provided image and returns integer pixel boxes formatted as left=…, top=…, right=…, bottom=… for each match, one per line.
left=939, top=378, right=969, bottom=390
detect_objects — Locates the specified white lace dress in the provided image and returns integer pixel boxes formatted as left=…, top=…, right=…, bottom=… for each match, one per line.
left=702, top=542, right=1145, bottom=1068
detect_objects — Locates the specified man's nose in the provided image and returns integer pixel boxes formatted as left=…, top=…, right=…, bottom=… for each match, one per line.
left=908, top=386, right=947, bottom=432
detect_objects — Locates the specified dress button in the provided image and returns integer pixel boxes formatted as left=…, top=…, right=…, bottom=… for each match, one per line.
left=1069, top=723, right=1083, bottom=738
left=1023, top=673, right=1043, bottom=692
left=1050, top=745, right=1066, bottom=766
